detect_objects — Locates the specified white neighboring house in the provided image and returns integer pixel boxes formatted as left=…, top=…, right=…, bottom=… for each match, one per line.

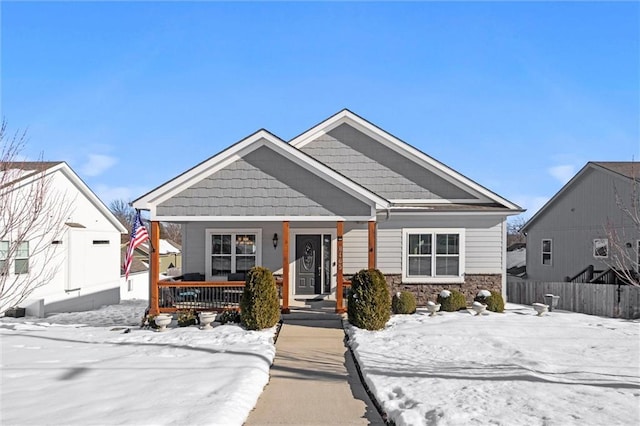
left=119, top=239, right=182, bottom=301
left=120, top=251, right=149, bottom=301
left=1, top=162, right=127, bottom=316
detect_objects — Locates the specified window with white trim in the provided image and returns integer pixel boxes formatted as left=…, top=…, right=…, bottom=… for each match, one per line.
left=542, top=239, right=552, bottom=265
left=205, top=229, right=262, bottom=279
left=593, top=238, right=608, bottom=259
left=0, top=241, right=8, bottom=275
left=15, top=241, right=29, bottom=274
left=402, top=229, right=464, bottom=283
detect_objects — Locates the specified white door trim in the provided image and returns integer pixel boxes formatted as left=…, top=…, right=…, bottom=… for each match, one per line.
left=289, top=228, right=337, bottom=299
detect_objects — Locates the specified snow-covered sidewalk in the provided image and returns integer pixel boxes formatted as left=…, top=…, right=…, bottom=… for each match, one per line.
left=346, top=304, right=640, bottom=426
left=0, top=301, right=276, bottom=426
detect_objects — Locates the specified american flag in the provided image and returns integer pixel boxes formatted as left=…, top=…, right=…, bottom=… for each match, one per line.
left=124, top=210, right=149, bottom=280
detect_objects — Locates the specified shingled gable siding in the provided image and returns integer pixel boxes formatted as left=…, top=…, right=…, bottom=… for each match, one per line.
left=299, top=123, right=477, bottom=200
left=157, top=145, right=371, bottom=217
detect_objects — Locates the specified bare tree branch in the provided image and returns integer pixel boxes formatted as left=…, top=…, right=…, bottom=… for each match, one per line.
left=604, top=163, right=640, bottom=287
left=507, top=216, right=526, bottom=246
left=0, top=119, right=74, bottom=312
left=162, top=222, right=182, bottom=246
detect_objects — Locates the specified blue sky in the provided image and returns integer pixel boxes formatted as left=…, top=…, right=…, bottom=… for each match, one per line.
left=2, top=1, right=639, bottom=220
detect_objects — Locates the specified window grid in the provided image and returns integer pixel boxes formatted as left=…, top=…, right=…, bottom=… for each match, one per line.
left=208, top=231, right=260, bottom=278
left=15, top=241, right=29, bottom=274
left=542, top=239, right=552, bottom=266
left=405, top=231, right=461, bottom=278
left=0, top=241, right=8, bottom=274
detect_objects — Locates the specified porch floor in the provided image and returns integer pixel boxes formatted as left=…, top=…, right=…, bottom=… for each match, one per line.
left=245, top=308, right=384, bottom=425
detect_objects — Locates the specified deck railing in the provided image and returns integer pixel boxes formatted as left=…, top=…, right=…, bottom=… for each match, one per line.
left=567, top=265, right=595, bottom=283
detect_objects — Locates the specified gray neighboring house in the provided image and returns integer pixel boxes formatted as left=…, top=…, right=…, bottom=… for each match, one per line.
left=522, top=162, right=639, bottom=283
left=133, top=109, right=522, bottom=310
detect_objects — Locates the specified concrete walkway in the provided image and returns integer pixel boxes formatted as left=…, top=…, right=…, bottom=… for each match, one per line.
left=245, top=308, right=384, bottom=425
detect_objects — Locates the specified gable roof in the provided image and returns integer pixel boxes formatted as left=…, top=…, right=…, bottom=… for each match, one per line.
left=290, top=109, right=522, bottom=211
left=522, top=161, right=639, bottom=232
left=133, top=128, right=389, bottom=219
left=592, top=162, right=639, bottom=180
left=3, top=161, right=128, bottom=234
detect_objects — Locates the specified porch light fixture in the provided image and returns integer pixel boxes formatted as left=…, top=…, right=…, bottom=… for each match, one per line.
left=272, top=233, right=278, bottom=249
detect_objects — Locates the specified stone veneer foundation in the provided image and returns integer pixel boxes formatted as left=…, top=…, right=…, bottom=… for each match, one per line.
left=385, top=274, right=503, bottom=306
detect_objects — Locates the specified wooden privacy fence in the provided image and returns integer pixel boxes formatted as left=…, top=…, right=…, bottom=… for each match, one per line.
left=507, top=280, right=640, bottom=319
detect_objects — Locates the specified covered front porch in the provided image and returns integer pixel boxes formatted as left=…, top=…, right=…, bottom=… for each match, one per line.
left=147, top=220, right=377, bottom=315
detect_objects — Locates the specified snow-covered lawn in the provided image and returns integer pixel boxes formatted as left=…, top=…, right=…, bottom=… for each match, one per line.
left=346, top=303, right=640, bottom=426
left=0, top=300, right=276, bottom=426
left=3, top=301, right=639, bottom=426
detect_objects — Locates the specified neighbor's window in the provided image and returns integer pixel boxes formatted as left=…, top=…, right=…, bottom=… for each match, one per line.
left=206, top=229, right=262, bottom=279
left=593, top=239, right=608, bottom=259
left=542, top=239, right=552, bottom=265
left=15, top=241, right=29, bottom=274
left=0, top=241, right=8, bottom=274
left=402, top=229, right=464, bottom=283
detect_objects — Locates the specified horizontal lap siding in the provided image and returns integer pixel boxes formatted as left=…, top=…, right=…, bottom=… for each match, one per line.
left=377, top=229, right=402, bottom=273
left=377, top=215, right=505, bottom=276
left=466, top=224, right=503, bottom=273
left=343, top=228, right=368, bottom=274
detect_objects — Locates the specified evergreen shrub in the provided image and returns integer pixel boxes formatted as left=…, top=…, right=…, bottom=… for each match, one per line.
left=474, top=290, right=505, bottom=313
left=347, top=268, right=391, bottom=330
left=240, top=267, right=280, bottom=330
left=437, top=289, right=467, bottom=312
left=391, top=291, right=417, bottom=314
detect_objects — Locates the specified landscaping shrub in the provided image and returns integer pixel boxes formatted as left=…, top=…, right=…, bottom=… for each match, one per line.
left=177, top=309, right=198, bottom=327
left=240, top=267, right=280, bottom=330
left=392, top=291, right=416, bottom=314
left=474, top=290, right=505, bottom=313
left=218, top=310, right=241, bottom=324
left=347, top=268, right=391, bottom=330
left=437, top=289, right=467, bottom=312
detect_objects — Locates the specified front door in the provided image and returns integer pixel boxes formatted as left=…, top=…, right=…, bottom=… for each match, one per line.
left=295, top=235, right=321, bottom=295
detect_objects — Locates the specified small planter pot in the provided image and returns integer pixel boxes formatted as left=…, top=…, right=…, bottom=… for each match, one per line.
left=199, top=312, right=217, bottom=330
left=544, top=294, right=560, bottom=312
left=154, top=314, right=173, bottom=332
left=426, top=301, right=441, bottom=317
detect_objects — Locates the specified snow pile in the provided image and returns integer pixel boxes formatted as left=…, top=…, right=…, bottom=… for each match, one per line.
left=507, top=247, right=526, bottom=269
left=1, top=301, right=276, bottom=426
left=476, top=289, right=491, bottom=298
left=346, top=304, right=640, bottom=426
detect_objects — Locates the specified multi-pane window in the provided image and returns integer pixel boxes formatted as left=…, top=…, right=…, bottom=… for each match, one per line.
left=436, top=234, right=460, bottom=276
left=0, top=241, right=8, bottom=274
left=542, top=239, right=552, bottom=265
left=207, top=230, right=261, bottom=279
left=407, top=233, right=432, bottom=276
left=15, top=242, right=29, bottom=274
left=403, top=229, right=463, bottom=282
left=593, top=239, right=608, bottom=259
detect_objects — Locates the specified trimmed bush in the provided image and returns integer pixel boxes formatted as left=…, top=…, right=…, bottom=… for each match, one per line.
left=218, top=310, right=241, bottom=324
left=240, top=267, right=280, bottom=330
left=392, top=291, right=417, bottom=314
left=347, top=268, right=391, bottom=330
left=437, top=289, right=467, bottom=312
left=474, top=290, right=505, bottom=313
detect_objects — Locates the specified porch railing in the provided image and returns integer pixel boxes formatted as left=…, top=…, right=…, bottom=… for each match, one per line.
left=157, top=279, right=283, bottom=313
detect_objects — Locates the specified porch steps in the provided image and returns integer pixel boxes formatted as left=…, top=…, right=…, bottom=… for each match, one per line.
left=245, top=308, right=384, bottom=425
